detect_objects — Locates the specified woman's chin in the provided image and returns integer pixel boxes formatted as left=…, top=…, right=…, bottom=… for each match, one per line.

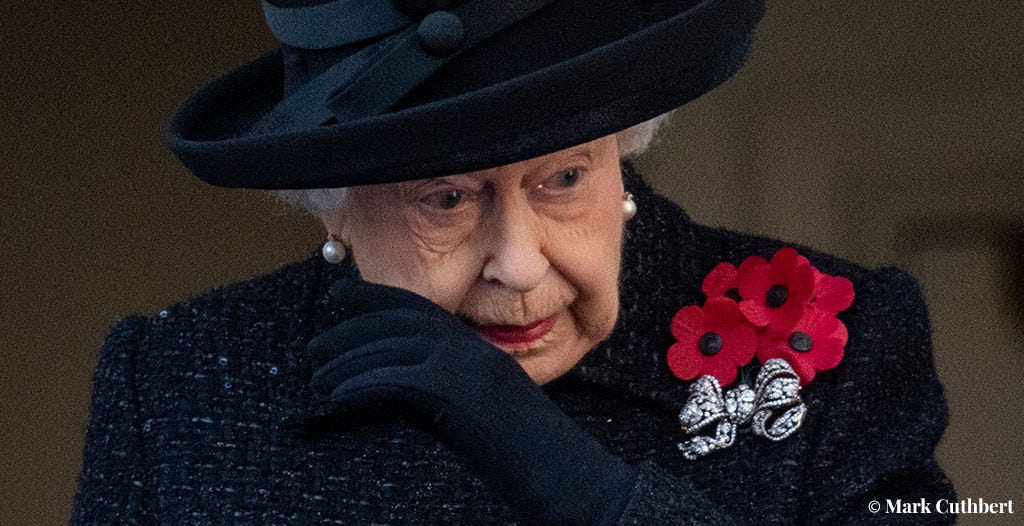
left=479, top=329, right=553, bottom=360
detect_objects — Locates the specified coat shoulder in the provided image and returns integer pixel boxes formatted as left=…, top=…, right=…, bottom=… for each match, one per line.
left=625, top=171, right=940, bottom=392
left=623, top=163, right=876, bottom=287
left=630, top=169, right=917, bottom=309
left=111, top=252, right=331, bottom=395
left=144, top=252, right=325, bottom=334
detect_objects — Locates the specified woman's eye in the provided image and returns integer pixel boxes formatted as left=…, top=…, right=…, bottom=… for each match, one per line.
left=422, top=189, right=463, bottom=210
left=540, top=168, right=583, bottom=189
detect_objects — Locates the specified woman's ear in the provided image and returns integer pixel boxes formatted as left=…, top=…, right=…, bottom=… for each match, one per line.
left=319, top=207, right=351, bottom=245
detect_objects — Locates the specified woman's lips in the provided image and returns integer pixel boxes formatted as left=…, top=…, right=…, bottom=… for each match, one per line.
left=475, top=314, right=558, bottom=346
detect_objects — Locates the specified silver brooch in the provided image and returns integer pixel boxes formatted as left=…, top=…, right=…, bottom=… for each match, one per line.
left=677, top=358, right=807, bottom=459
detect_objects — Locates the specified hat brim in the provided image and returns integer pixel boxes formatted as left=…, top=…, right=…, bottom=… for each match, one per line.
left=168, top=0, right=764, bottom=189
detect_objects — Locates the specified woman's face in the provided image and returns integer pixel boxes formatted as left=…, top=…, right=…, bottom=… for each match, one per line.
left=324, top=135, right=624, bottom=384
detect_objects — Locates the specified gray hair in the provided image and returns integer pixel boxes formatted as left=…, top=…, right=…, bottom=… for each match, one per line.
left=274, top=111, right=673, bottom=215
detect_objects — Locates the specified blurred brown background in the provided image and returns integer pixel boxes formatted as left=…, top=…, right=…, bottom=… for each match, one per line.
left=2, top=1, right=1022, bottom=524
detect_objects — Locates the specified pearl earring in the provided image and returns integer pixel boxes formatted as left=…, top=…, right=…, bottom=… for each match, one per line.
left=623, top=192, right=637, bottom=220
left=322, top=236, right=346, bottom=264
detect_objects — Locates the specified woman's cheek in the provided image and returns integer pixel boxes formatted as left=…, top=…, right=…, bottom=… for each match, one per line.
left=549, top=228, right=619, bottom=341
left=423, top=259, right=481, bottom=313
left=581, top=203, right=624, bottom=341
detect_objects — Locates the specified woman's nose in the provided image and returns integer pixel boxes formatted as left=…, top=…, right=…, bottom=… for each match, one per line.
left=480, top=202, right=550, bottom=292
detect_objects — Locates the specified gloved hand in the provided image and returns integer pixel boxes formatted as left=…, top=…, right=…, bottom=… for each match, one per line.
left=308, top=278, right=637, bottom=526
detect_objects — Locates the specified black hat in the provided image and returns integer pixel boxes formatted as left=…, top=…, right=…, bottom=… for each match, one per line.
left=168, top=0, right=764, bottom=189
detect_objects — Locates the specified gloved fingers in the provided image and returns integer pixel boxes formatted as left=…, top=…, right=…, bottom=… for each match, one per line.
left=310, top=336, right=430, bottom=394
left=330, top=278, right=448, bottom=318
left=327, top=365, right=430, bottom=407
left=307, top=308, right=436, bottom=360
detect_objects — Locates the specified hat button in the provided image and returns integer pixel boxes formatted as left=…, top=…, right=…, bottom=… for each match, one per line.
left=417, top=10, right=465, bottom=56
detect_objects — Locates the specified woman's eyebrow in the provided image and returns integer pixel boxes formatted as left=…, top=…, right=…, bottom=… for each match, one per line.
left=430, top=173, right=485, bottom=186
left=552, top=148, right=595, bottom=166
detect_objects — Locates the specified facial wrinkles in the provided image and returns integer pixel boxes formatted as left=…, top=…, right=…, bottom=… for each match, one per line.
left=456, top=276, right=578, bottom=326
left=469, top=166, right=611, bottom=324
left=570, top=287, right=618, bottom=339
left=402, top=204, right=473, bottom=256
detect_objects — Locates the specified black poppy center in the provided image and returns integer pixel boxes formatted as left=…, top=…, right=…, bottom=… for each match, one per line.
left=725, top=288, right=742, bottom=302
left=699, top=332, right=724, bottom=356
left=766, top=284, right=789, bottom=308
left=789, top=331, right=813, bottom=352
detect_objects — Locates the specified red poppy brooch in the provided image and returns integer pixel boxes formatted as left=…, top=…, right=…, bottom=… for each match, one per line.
left=667, top=247, right=855, bottom=459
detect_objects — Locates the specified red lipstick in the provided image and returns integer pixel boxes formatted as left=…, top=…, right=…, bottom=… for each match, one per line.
left=475, top=314, right=558, bottom=346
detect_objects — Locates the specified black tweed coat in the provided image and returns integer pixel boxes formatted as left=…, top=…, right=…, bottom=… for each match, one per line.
left=72, top=165, right=957, bottom=524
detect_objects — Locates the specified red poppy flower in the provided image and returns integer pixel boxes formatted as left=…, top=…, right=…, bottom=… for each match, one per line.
left=701, top=261, right=739, bottom=299
left=737, top=247, right=816, bottom=335
left=668, top=297, right=757, bottom=386
left=813, top=272, right=855, bottom=313
left=757, top=306, right=848, bottom=385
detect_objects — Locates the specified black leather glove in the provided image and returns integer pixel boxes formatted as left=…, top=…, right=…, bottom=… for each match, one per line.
left=309, top=278, right=637, bottom=525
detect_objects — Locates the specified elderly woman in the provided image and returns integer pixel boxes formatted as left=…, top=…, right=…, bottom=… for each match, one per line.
left=72, top=0, right=956, bottom=524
